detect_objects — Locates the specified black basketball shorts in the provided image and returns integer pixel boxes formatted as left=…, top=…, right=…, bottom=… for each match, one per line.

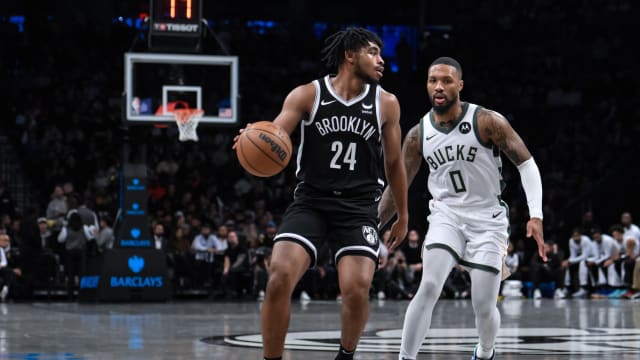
left=274, top=188, right=381, bottom=267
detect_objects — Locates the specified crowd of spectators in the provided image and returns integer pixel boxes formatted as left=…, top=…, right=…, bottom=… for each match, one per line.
left=1, top=0, right=639, bottom=301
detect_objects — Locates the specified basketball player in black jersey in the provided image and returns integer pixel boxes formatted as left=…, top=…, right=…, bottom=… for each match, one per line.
left=233, top=27, right=408, bottom=360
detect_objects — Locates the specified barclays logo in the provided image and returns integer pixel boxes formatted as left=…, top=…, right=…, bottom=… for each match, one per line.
left=128, top=255, right=145, bottom=273
left=126, top=178, right=145, bottom=191
left=126, top=202, right=145, bottom=215
left=130, top=228, right=141, bottom=239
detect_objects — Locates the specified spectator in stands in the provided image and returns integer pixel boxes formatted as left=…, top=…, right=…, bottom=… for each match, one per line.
left=152, top=223, right=168, bottom=251
left=505, top=242, right=521, bottom=280
left=45, top=185, right=67, bottom=229
left=610, top=224, right=639, bottom=298
left=621, top=212, right=640, bottom=250
left=0, top=232, right=22, bottom=301
left=401, top=229, right=423, bottom=288
left=386, top=250, right=416, bottom=300
left=586, top=226, right=617, bottom=297
left=95, top=215, right=114, bottom=252
left=221, top=230, right=250, bottom=299
left=252, top=245, right=272, bottom=301
left=191, top=222, right=218, bottom=287
left=529, top=240, right=565, bottom=299
left=258, top=221, right=277, bottom=249
left=28, top=217, right=60, bottom=287
left=500, top=242, right=523, bottom=299
left=442, top=265, right=471, bottom=299
left=562, top=227, right=594, bottom=298
left=168, top=225, right=196, bottom=288
left=57, top=212, right=91, bottom=295
left=62, top=181, right=81, bottom=207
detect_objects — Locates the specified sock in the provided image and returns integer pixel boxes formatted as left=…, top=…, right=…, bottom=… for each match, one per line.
left=475, top=345, right=494, bottom=359
left=334, top=344, right=355, bottom=360
left=264, top=357, right=282, bottom=360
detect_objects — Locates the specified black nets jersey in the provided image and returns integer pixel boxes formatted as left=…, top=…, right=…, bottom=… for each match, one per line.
left=295, top=75, right=385, bottom=194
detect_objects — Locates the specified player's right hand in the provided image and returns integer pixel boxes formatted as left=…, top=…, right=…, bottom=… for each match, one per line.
left=232, top=123, right=253, bottom=150
left=385, top=217, right=408, bottom=251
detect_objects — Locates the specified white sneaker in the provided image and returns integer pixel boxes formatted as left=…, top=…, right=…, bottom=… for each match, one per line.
left=300, top=290, right=311, bottom=301
left=533, top=289, right=542, bottom=299
left=554, top=288, right=566, bottom=299
left=0, top=286, right=8, bottom=302
left=572, top=288, right=588, bottom=298
left=377, top=291, right=386, bottom=300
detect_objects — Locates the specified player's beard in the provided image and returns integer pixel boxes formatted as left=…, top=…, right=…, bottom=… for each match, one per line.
left=354, top=61, right=378, bottom=84
left=430, top=93, right=458, bottom=114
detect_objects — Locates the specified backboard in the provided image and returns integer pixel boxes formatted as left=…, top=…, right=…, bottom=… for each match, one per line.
left=124, top=52, right=238, bottom=124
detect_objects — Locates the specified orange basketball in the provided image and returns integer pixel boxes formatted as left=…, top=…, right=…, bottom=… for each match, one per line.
left=236, top=121, right=292, bottom=177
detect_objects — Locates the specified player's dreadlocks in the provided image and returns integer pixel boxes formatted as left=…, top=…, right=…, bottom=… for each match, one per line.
left=321, top=27, right=383, bottom=70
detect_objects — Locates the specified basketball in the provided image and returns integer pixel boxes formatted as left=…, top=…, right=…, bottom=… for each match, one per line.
left=236, top=121, right=292, bottom=177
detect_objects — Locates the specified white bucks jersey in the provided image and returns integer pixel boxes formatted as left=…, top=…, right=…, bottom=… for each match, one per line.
left=421, top=102, right=504, bottom=208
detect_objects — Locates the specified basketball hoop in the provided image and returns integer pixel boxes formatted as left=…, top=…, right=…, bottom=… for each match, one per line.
left=173, top=109, right=204, bottom=142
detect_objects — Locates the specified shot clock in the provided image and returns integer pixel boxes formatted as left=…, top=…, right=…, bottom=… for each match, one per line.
left=149, top=0, right=203, bottom=52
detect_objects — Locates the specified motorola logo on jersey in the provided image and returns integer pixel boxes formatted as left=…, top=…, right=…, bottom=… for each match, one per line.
left=459, top=122, right=471, bottom=134
left=207, top=327, right=640, bottom=355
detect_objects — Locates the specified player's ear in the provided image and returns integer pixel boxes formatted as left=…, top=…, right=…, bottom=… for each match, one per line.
left=458, top=79, right=464, bottom=92
left=344, top=49, right=357, bottom=65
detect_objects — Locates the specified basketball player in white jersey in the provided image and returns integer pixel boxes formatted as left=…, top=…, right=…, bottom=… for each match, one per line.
left=378, top=57, right=545, bottom=360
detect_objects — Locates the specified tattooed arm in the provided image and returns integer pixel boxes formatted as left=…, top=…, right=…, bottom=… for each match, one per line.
left=477, top=108, right=531, bottom=165
left=478, top=108, right=547, bottom=261
left=378, top=124, right=423, bottom=237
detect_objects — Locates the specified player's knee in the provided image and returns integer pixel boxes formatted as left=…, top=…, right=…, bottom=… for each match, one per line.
left=266, top=269, right=297, bottom=295
left=340, top=278, right=371, bottom=302
left=419, top=278, right=441, bottom=295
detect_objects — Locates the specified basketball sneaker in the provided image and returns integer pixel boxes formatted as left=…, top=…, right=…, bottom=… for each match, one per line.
left=554, top=288, right=566, bottom=299
left=0, top=285, right=8, bottom=302
left=471, top=345, right=495, bottom=360
left=571, top=288, right=588, bottom=299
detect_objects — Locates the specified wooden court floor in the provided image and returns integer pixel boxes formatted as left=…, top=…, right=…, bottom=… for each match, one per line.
left=1, top=298, right=639, bottom=359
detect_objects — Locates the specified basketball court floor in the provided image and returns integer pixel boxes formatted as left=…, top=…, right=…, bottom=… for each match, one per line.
left=1, top=298, right=639, bottom=359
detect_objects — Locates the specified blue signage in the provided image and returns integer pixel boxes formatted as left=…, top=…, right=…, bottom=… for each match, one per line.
left=120, top=240, right=151, bottom=247
left=126, top=202, right=145, bottom=216
left=130, top=228, right=141, bottom=239
left=110, top=276, right=163, bottom=288
left=80, top=275, right=100, bottom=289
left=106, top=254, right=163, bottom=288
left=126, top=178, right=145, bottom=191
left=128, top=255, right=145, bottom=273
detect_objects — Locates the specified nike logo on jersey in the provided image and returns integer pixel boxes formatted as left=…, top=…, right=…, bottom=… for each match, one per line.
left=320, top=99, right=336, bottom=106
left=492, top=211, right=503, bottom=218
left=426, top=134, right=437, bottom=140
left=362, top=103, right=373, bottom=110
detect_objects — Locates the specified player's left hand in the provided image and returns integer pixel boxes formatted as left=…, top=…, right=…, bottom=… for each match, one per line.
left=385, top=217, right=408, bottom=251
left=527, top=218, right=546, bottom=262
left=232, top=123, right=253, bottom=150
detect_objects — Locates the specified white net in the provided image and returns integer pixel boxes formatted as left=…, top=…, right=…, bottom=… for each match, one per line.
left=173, top=109, right=204, bottom=142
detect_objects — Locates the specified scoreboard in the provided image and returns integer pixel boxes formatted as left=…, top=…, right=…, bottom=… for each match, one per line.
left=149, top=0, right=203, bottom=52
